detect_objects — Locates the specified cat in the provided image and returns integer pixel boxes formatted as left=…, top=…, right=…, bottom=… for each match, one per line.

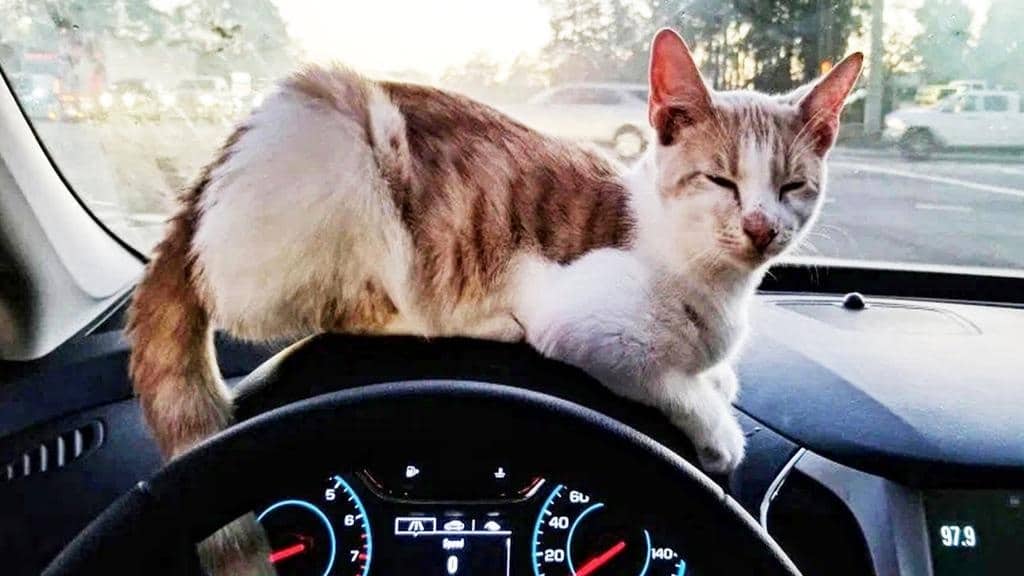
left=129, top=29, right=861, bottom=477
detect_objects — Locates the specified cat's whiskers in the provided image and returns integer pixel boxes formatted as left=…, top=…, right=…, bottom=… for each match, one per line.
left=806, top=230, right=833, bottom=243
left=813, top=223, right=857, bottom=246
left=795, top=240, right=824, bottom=257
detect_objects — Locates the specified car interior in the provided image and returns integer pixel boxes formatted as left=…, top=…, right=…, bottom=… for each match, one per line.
left=2, top=2, right=1022, bottom=575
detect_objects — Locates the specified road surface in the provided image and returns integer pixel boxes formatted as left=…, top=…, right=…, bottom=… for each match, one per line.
left=34, top=120, right=1024, bottom=270
left=816, top=149, right=1024, bottom=269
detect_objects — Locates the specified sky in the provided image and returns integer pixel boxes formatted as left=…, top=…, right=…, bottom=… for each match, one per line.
left=271, top=0, right=552, bottom=78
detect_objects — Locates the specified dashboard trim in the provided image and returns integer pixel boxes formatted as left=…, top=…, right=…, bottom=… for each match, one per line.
left=796, top=450, right=934, bottom=576
left=759, top=447, right=805, bottom=531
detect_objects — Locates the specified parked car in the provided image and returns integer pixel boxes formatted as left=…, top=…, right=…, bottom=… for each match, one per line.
left=914, top=80, right=987, bottom=107
left=57, top=93, right=99, bottom=122
left=97, top=79, right=168, bottom=121
left=913, top=84, right=956, bottom=107
left=174, top=76, right=233, bottom=122
left=504, top=83, right=652, bottom=160
left=885, top=89, right=1024, bottom=159
left=8, top=72, right=61, bottom=121
left=947, top=79, right=987, bottom=93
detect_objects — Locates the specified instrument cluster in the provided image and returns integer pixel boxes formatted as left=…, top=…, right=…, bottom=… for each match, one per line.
left=255, top=459, right=693, bottom=576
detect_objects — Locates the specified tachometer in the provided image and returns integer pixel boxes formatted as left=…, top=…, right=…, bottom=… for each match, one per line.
left=532, top=484, right=687, bottom=576
left=257, top=475, right=372, bottom=576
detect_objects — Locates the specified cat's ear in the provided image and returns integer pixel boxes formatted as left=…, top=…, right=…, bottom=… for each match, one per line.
left=797, top=52, right=864, bottom=155
left=648, top=28, right=713, bottom=146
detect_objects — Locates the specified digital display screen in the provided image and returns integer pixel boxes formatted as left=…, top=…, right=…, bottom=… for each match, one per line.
left=389, top=515, right=512, bottom=575
left=925, top=490, right=1023, bottom=576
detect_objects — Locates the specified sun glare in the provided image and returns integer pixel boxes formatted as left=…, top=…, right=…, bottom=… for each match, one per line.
left=272, top=0, right=553, bottom=79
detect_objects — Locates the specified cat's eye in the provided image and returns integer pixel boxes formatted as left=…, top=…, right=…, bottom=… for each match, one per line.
left=779, top=181, right=806, bottom=195
left=705, top=174, right=738, bottom=193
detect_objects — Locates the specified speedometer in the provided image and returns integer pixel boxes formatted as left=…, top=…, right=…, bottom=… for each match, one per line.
left=532, top=484, right=687, bottom=576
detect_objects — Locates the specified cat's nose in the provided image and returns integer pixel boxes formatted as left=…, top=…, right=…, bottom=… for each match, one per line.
left=742, top=212, right=777, bottom=252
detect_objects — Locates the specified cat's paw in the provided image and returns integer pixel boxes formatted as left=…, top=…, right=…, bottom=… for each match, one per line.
left=692, top=414, right=746, bottom=474
left=706, top=363, right=739, bottom=403
left=198, top=513, right=275, bottom=576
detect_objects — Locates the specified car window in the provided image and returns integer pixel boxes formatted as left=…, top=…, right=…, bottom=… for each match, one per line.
left=544, top=88, right=620, bottom=105
left=983, top=95, right=1009, bottom=112
left=584, top=89, right=622, bottom=105
left=956, top=95, right=979, bottom=112
left=628, top=89, right=649, bottom=103
left=545, top=88, right=581, bottom=105
left=0, top=0, right=1022, bottom=273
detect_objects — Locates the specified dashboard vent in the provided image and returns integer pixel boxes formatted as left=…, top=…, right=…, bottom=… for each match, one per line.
left=2, top=421, right=105, bottom=483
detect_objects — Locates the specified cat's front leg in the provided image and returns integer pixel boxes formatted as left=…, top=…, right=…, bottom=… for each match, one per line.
left=513, top=252, right=744, bottom=472
left=705, top=362, right=740, bottom=403
left=652, top=369, right=746, bottom=473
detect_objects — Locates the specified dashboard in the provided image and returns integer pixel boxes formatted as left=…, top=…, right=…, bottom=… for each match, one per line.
left=253, top=460, right=1023, bottom=576
left=3, top=291, right=1024, bottom=576
left=738, top=295, right=1024, bottom=576
left=256, top=464, right=691, bottom=576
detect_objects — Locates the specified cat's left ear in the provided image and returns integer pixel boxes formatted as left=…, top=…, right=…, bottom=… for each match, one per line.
left=797, top=52, right=864, bottom=155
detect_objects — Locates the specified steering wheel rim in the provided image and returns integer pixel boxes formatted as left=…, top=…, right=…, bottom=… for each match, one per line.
left=44, top=380, right=801, bottom=575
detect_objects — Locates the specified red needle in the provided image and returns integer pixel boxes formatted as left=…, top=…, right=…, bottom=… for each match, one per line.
left=575, top=540, right=627, bottom=576
left=269, top=542, right=307, bottom=564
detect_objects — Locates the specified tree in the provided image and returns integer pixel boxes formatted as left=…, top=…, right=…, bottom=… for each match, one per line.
left=441, top=53, right=502, bottom=100
left=729, top=0, right=864, bottom=92
left=652, top=0, right=742, bottom=88
left=540, top=0, right=651, bottom=83
left=913, top=0, right=972, bottom=83
left=596, top=0, right=864, bottom=92
left=502, top=53, right=551, bottom=101
left=428, top=0, right=869, bottom=98
left=972, top=0, right=1024, bottom=89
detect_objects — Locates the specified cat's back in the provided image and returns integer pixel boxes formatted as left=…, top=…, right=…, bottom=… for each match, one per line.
left=187, top=64, right=635, bottom=337
left=376, top=79, right=636, bottom=311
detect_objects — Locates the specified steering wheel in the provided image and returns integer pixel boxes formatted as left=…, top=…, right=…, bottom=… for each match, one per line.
left=44, top=337, right=800, bottom=575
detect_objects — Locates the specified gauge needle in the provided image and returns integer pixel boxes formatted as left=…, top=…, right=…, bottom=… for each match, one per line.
left=269, top=542, right=307, bottom=564
left=575, top=540, right=627, bottom=576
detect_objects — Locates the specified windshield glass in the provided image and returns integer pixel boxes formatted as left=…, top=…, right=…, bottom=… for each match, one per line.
left=1, top=1, right=1022, bottom=270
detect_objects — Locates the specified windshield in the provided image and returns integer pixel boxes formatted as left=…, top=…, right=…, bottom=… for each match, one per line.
left=1, top=1, right=1022, bottom=271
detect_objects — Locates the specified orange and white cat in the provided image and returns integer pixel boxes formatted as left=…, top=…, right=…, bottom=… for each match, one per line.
left=129, top=30, right=861, bottom=475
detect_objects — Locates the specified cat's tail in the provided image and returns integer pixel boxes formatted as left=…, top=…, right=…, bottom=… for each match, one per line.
left=127, top=185, right=230, bottom=460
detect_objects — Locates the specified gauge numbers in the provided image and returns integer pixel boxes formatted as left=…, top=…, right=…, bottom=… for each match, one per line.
left=257, top=475, right=372, bottom=576
left=532, top=484, right=687, bottom=576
